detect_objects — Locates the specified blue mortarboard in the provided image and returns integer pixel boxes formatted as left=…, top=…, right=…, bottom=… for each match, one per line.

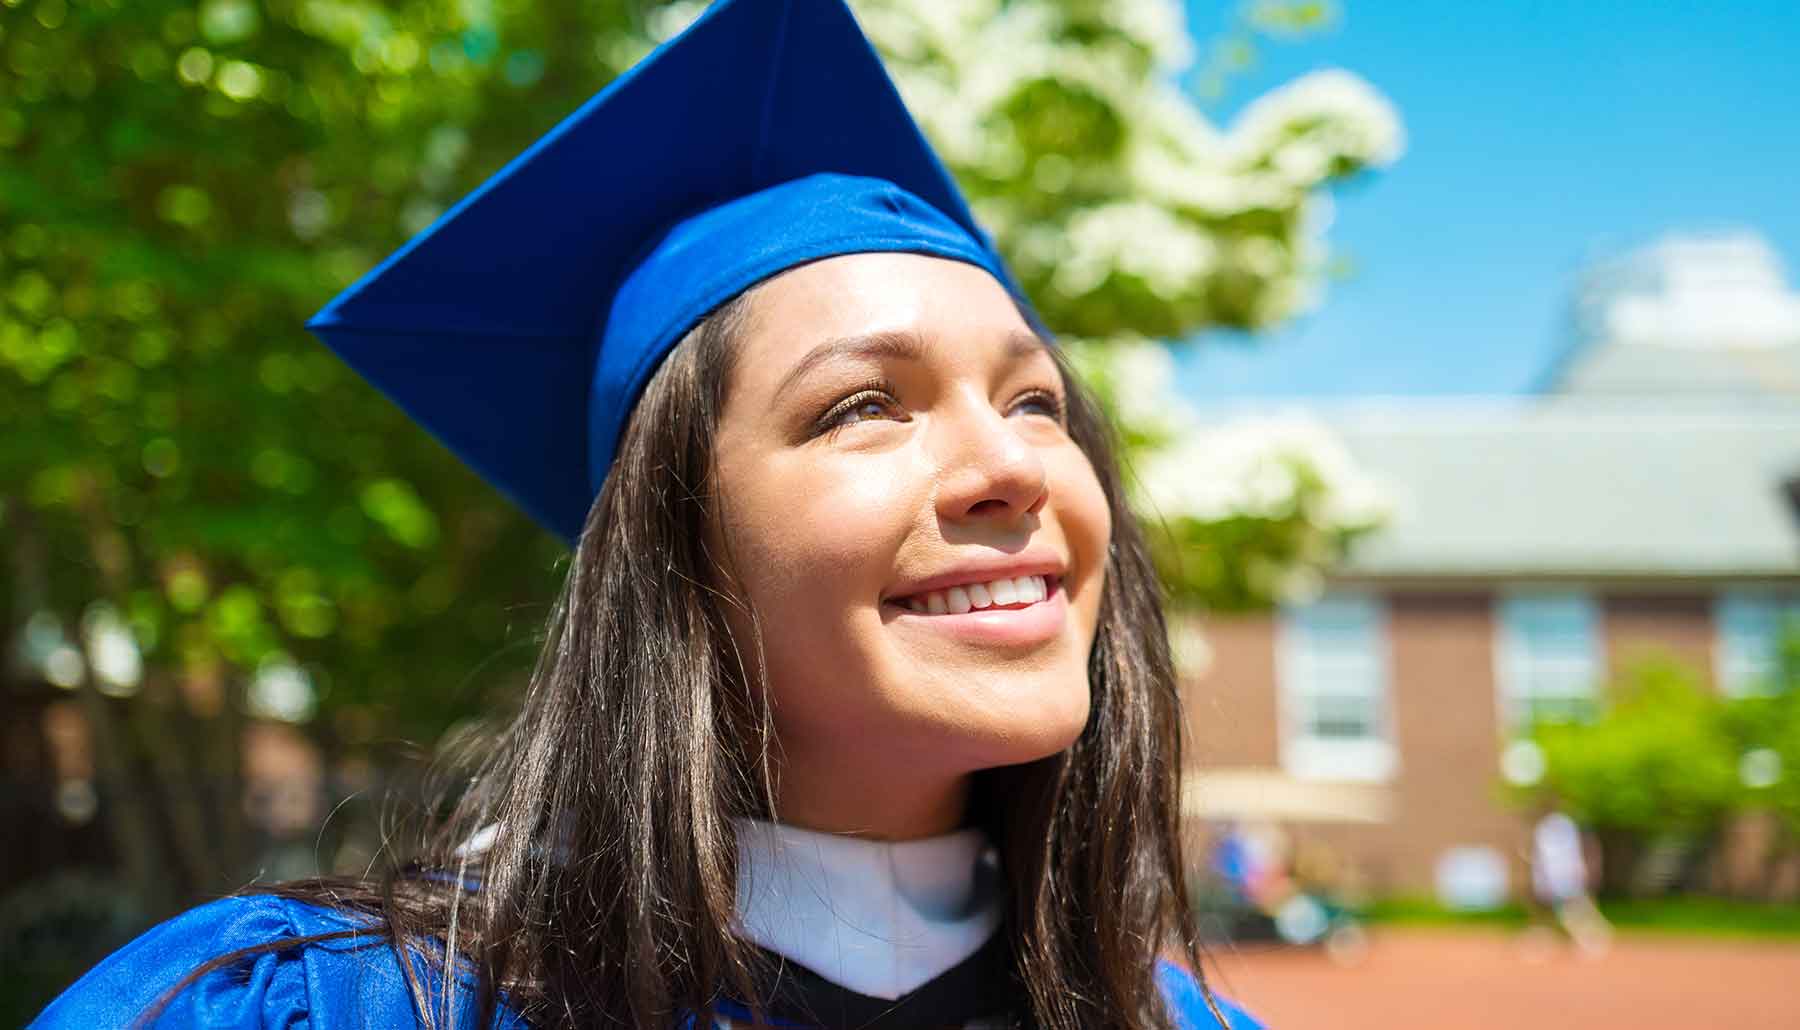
left=306, top=0, right=1028, bottom=546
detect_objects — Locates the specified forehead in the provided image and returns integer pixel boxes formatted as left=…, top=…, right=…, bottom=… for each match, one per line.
left=733, top=252, right=1043, bottom=382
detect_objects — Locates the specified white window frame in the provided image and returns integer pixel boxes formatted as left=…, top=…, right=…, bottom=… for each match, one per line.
left=1714, top=590, right=1800, bottom=698
left=1494, top=590, right=1602, bottom=733
left=1276, top=592, right=1396, bottom=783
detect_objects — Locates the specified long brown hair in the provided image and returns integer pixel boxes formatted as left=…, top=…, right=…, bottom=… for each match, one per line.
left=152, top=284, right=1219, bottom=1028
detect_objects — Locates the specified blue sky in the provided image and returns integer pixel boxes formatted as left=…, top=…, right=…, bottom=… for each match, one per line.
left=1174, top=0, right=1800, bottom=401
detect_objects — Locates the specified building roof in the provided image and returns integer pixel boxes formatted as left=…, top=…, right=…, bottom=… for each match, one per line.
left=1552, top=339, right=1800, bottom=398
left=1299, top=232, right=1800, bottom=581
left=1540, top=232, right=1800, bottom=399
left=1322, top=399, right=1800, bottom=579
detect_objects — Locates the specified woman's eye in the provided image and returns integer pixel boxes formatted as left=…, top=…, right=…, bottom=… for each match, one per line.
left=845, top=398, right=893, bottom=421
left=817, top=388, right=905, bottom=435
left=1010, top=389, right=1064, bottom=422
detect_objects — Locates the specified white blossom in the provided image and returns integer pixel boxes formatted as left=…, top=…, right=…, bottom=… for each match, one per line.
left=645, top=1, right=710, bottom=43
left=1077, top=339, right=1390, bottom=535
left=848, top=0, right=1402, bottom=332
left=1110, top=0, right=1196, bottom=70
left=82, top=603, right=143, bottom=697
left=1133, top=410, right=1390, bottom=532
left=1057, top=202, right=1218, bottom=296
left=248, top=655, right=319, bottom=723
left=1227, top=68, right=1406, bottom=174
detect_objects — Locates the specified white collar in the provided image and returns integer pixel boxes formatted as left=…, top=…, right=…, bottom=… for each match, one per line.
left=734, top=819, right=1003, bottom=1001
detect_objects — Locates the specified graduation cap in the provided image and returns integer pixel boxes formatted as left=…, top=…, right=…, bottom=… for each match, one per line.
left=306, top=0, right=1027, bottom=546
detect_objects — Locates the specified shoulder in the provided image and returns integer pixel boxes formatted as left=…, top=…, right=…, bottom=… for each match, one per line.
left=1156, top=959, right=1265, bottom=1030
left=30, top=894, right=523, bottom=1030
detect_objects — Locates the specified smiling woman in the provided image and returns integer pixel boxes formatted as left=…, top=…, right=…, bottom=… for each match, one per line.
left=31, top=1, right=1258, bottom=1028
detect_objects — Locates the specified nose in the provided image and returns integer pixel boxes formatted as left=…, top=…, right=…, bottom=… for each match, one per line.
left=933, top=395, right=1049, bottom=525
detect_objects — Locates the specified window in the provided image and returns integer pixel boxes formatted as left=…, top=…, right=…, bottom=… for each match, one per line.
left=1715, top=592, right=1800, bottom=697
left=1496, top=592, right=1600, bottom=730
left=1277, top=593, right=1395, bottom=781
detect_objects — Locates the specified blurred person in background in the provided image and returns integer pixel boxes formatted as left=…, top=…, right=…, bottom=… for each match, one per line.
left=1526, top=803, right=1613, bottom=959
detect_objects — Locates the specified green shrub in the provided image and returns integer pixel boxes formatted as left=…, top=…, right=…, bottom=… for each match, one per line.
left=1531, top=657, right=1739, bottom=838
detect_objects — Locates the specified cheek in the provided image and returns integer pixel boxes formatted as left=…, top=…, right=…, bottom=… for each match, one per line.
left=713, top=450, right=926, bottom=721
left=1053, top=450, right=1113, bottom=634
left=721, top=453, right=918, bottom=599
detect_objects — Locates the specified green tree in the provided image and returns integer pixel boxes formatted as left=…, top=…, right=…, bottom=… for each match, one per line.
left=1526, top=657, right=1741, bottom=895
left=1, top=0, right=684, bottom=932
left=1719, top=622, right=1800, bottom=893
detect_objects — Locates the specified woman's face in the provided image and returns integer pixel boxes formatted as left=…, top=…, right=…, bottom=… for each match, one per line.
left=711, top=252, right=1111, bottom=818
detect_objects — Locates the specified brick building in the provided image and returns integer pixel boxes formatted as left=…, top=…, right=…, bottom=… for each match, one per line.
left=1177, top=232, right=1800, bottom=898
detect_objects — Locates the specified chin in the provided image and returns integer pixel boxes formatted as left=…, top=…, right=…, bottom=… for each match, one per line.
left=934, top=671, right=1092, bottom=771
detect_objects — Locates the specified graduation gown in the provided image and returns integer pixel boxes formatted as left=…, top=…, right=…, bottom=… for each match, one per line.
left=32, top=824, right=1262, bottom=1029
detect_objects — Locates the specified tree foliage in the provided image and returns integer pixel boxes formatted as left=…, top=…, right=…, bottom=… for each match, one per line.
left=1519, top=633, right=1800, bottom=895
left=1720, top=625, right=1800, bottom=839
left=1, top=0, right=667, bottom=914
left=1531, top=659, right=1740, bottom=838
left=855, top=0, right=1401, bottom=338
left=1067, top=339, right=1387, bottom=609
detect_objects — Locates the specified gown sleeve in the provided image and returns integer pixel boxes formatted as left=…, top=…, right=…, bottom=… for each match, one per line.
left=1156, top=959, right=1265, bottom=1030
left=29, top=894, right=526, bottom=1030
left=31, top=895, right=319, bottom=1029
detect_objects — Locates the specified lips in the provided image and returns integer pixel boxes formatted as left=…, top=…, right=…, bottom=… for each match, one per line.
left=893, top=574, right=1052, bottom=614
left=885, top=577, right=1069, bottom=648
left=881, top=556, right=1070, bottom=651
left=885, top=550, right=1066, bottom=608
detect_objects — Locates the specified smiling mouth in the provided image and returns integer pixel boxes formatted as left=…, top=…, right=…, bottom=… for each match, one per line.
left=889, top=574, right=1058, bottom=615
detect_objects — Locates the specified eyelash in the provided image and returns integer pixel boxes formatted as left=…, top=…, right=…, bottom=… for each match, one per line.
left=1011, top=388, right=1065, bottom=422
left=812, top=380, right=1067, bottom=437
left=814, top=378, right=903, bottom=437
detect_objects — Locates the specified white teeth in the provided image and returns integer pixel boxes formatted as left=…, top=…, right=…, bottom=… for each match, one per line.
left=990, top=578, right=1018, bottom=605
left=900, top=575, right=1050, bottom=615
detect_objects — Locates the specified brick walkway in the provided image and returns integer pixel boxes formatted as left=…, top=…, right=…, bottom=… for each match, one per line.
left=1204, top=928, right=1800, bottom=1029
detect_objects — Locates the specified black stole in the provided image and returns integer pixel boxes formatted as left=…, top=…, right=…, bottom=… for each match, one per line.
left=750, top=931, right=1026, bottom=1029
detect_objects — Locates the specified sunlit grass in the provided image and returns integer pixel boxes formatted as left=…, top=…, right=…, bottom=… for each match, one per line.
left=1360, top=896, right=1800, bottom=939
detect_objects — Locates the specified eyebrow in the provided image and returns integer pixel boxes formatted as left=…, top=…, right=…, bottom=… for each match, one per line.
left=774, top=327, right=1049, bottom=399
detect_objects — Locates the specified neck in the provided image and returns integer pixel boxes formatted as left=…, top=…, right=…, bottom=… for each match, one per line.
left=772, top=750, right=972, bottom=840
